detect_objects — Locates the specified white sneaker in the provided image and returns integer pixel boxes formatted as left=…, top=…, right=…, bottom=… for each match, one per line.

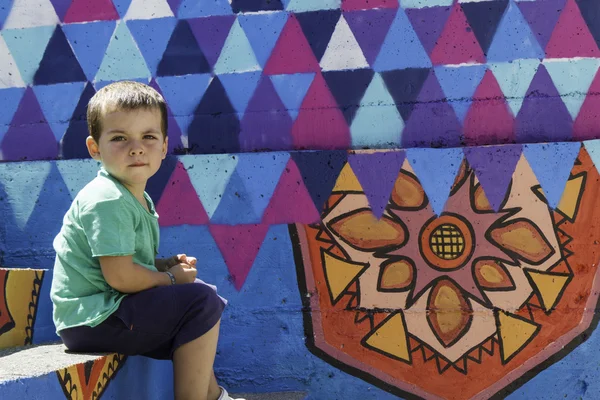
left=218, top=386, right=246, bottom=400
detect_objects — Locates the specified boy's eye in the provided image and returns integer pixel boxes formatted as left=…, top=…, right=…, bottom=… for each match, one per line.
left=144, top=135, right=158, bottom=140
left=110, top=136, right=126, bottom=141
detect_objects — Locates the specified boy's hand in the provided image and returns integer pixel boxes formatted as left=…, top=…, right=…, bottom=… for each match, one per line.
left=176, top=254, right=197, bottom=268
left=169, top=264, right=197, bottom=284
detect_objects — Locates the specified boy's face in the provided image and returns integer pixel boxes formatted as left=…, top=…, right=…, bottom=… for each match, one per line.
left=86, top=107, right=167, bottom=193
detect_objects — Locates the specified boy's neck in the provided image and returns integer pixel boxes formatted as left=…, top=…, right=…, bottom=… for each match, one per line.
left=122, top=182, right=149, bottom=210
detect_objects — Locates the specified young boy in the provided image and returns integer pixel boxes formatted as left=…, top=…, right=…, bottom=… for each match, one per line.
left=50, top=81, right=242, bottom=400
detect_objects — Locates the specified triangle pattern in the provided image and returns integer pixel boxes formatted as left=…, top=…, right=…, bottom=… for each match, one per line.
left=320, top=15, right=369, bottom=71
left=523, top=142, right=581, bottom=209
left=496, top=310, right=540, bottom=364
left=525, top=270, right=570, bottom=312
left=286, top=0, right=340, bottom=12
left=405, top=5, right=452, bottom=56
left=214, top=19, right=261, bottom=75
left=464, top=144, right=522, bottom=211
left=112, top=0, right=133, bottom=18
left=0, top=160, right=51, bottom=229
left=345, top=8, right=396, bottom=65
left=435, top=64, right=486, bottom=123
left=489, top=59, right=540, bottom=117
left=295, top=9, right=341, bottom=63
left=363, top=312, right=410, bottom=362
left=127, top=17, right=177, bottom=76
left=56, top=159, right=101, bottom=199
left=406, top=147, right=463, bottom=215
left=332, top=162, right=362, bottom=192
left=269, top=73, right=315, bottom=121
left=323, top=251, right=369, bottom=305
left=64, top=0, right=119, bottom=23
left=61, top=83, right=96, bottom=159
left=3, top=0, right=59, bottom=29
left=461, top=0, right=509, bottom=54
left=239, top=11, right=288, bottom=68
left=262, top=158, right=321, bottom=224
left=517, top=0, right=566, bottom=49
left=180, top=154, right=239, bottom=218
left=124, top=0, right=174, bottom=20
left=0, top=88, right=25, bottom=141
left=0, top=2, right=9, bottom=29
left=322, top=69, right=374, bottom=125
left=543, top=57, right=600, bottom=120
left=231, top=0, right=283, bottom=13
left=63, top=20, right=116, bottom=82
left=177, top=0, right=232, bottom=18
left=220, top=71, right=262, bottom=115
left=291, top=150, right=347, bottom=212
left=574, top=71, right=600, bottom=141
left=342, top=0, right=398, bottom=11
left=348, top=151, right=405, bottom=218
left=350, top=73, right=403, bottom=149
left=95, top=22, right=150, bottom=82
left=0, top=36, right=25, bottom=88
left=381, top=68, right=431, bottom=122
left=33, top=82, right=86, bottom=141
left=546, top=0, right=600, bottom=58
left=157, top=20, right=210, bottom=77
left=211, top=171, right=262, bottom=224
left=584, top=139, right=600, bottom=173
left=188, top=15, right=236, bottom=69
left=156, top=74, right=211, bottom=117
left=33, top=25, right=87, bottom=85
left=554, top=174, right=585, bottom=221
left=577, top=0, right=600, bottom=50
left=209, top=224, right=270, bottom=290
left=1, top=25, right=55, bottom=85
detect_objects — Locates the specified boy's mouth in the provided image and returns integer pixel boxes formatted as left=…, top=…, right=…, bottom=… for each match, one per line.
left=129, top=162, right=147, bottom=167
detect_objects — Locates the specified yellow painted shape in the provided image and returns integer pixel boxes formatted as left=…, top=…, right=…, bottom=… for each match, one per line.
left=364, top=313, right=410, bottom=361
left=480, top=264, right=503, bottom=284
left=497, top=310, right=539, bottom=362
left=534, top=174, right=584, bottom=219
left=332, top=163, right=363, bottom=192
left=526, top=270, right=570, bottom=311
left=323, top=251, right=367, bottom=302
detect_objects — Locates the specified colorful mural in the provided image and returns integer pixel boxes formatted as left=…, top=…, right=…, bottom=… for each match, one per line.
left=56, top=354, right=126, bottom=400
left=2, top=0, right=600, bottom=160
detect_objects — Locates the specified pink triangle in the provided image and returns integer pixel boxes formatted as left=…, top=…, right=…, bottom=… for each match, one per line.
left=545, top=0, right=600, bottom=57
left=156, top=162, right=209, bottom=227
left=342, top=0, right=398, bottom=11
left=262, top=159, right=320, bottom=224
left=210, top=224, right=270, bottom=290
left=63, top=0, right=119, bottom=23
left=430, top=4, right=485, bottom=65
left=574, top=70, right=600, bottom=140
left=263, top=14, right=320, bottom=75
left=292, top=73, right=350, bottom=149
left=463, top=70, right=515, bottom=146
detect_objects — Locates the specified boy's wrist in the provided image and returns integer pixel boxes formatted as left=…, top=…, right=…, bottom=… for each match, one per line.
left=165, top=270, right=176, bottom=285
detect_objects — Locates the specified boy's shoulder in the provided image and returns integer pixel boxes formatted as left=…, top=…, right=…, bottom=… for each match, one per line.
left=75, top=172, right=128, bottom=209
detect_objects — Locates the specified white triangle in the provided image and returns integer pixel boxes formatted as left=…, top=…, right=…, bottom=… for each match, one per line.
left=489, top=59, right=540, bottom=116
left=0, top=161, right=51, bottom=229
left=0, top=36, right=25, bottom=88
left=320, top=16, right=369, bottom=72
left=3, top=0, right=59, bottom=29
left=56, top=159, right=101, bottom=200
left=124, top=0, right=174, bottom=20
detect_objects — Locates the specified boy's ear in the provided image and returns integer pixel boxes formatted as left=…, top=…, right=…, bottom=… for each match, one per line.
left=162, top=136, right=168, bottom=159
left=86, top=136, right=101, bottom=160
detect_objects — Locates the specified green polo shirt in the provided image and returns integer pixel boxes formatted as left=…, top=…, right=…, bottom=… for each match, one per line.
left=50, top=168, right=160, bottom=333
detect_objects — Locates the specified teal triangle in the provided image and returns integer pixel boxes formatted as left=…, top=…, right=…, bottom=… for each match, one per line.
left=178, top=0, right=232, bottom=18
left=584, top=140, right=600, bottom=175
left=127, top=17, right=178, bottom=76
left=220, top=71, right=262, bottom=114
left=63, top=21, right=116, bottom=82
left=406, top=147, right=464, bottom=215
left=523, top=142, right=582, bottom=209
left=487, top=1, right=544, bottom=62
left=211, top=170, right=262, bottom=224
left=180, top=154, right=239, bottom=218
left=350, top=73, right=403, bottom=148
left=434, top=64, right=487, bottom=122
left=544, top=58, right=600, bottom=120
left=235, top=152, right=290, bottom=219
left=214, top=19, right=261, bottom=75
left=156, top=74, right=211, bottom=117
left=0, top=87, right=25, bottom=142
left=33, top=82, right=86, bottom=141
left=489, top=59, right=540, bottom=116
left=269, top=73, right=315, bottom=120
left=56, top=159, right=101, bottom=199
left=239, top=11, right=288, bottom=68
left=1, top=26, right=55, bottom=85
left=373, top=8, right=431, bottom=72
left=95, top=22, right=151, bottom=82
left=286, top=0, right=339, bottom=12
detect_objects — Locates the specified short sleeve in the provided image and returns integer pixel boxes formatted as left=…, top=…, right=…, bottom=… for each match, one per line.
left=79, top=198, right=137, bottom=257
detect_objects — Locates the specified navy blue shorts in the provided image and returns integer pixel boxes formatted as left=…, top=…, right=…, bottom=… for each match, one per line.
left=59, top=279, right=227, bottom=360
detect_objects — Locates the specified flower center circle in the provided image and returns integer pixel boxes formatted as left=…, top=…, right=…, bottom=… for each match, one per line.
left=429, top=223, right=465, bottom=260
left=420, top=214, right=475, bottom=271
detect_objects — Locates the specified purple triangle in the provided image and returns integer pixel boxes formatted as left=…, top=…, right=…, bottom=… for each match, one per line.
left=344, top=8, right=397, bottom=65
left=166, top=0, right=181, bottom=14
left=348, top=151, right=405, bottom=218
left=149, top=79, right=183, bottom=153
left=464, top=144, right=522, bottom=211
left=188, top=15, right=236, bottom=68
left=1, top=88, right=58, bottom=161
left=517, top=0, right=566, bottom=49
left=402, top=71, right=463, bottom=148
left=49, top=0, right=72, bottom=21
left=516, top=64, right=573, bottom=143
left=240, top=77, right=293, bottom=152
left=405, top=5, right=453, bottom=55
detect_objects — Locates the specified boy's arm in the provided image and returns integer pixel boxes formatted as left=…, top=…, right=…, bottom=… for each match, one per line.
left=100, top=255, right=172, bottom=293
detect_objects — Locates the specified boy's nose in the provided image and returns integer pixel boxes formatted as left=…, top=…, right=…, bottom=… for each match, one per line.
left=129, top=146, right=144, bottom=156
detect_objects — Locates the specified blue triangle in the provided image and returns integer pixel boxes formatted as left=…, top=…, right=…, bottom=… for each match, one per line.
left=63, top=20, right=116, bottom=82
left=61, top=83, right=96, bottom=160
left=239, top=11, right=288, bottom=68
left=220, top=71, right=262, bottom=115
left=127, top=17, right=177, bottom=76
left=0, top=1, right=11, bottom=29
left=286, top=0, right=339, bottom=12
left=434, top=64, right=487, bottom=123
left=33, top=82, right=86, bottom=141
left=112, top=0, right=133, bottom=17
left=34, top=26, right=86, bottom=85
left=157, top=20, right=210, bottom=77
left=523, top=142, right=582, bottom=209
left=373, top=8, right=431, bottom=72
left=269, top=73, right=315, bottom=120
left=235, top=152, right=290, bottom=219
left=487, top=1, right=544, bottom=62
left=0, top=87, right=25, bottom=142
left=406, top=148, right=464, bottom=215
left=157, top=74, right=211, bottom=117
left=177, top=0, right=232, bottom=18
left=584, top=140, right=600, bottom=173
left=211, top=170, right=262, bottom=224
left=1, top=26, right=55, bottom=85
left=56, top=159, right=101, bottom=200
left=96, top=22, right=151, bottom=82
left=214, top=19, right=261, bottom=75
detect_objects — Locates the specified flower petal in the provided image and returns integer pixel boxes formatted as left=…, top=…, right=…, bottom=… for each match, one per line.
left=390, top=171, right=427, bottom=210
left=473, top=259, right=516, bottom=290
left=427, top=279, right=473, bottom=348
left=329, top=209, right=407, bottom=251
left=378, top=258, right=414, bottom=292
left=488, top=218, right=555, bottom=265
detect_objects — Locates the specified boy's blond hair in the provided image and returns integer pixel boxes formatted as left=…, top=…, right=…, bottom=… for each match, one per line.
left=87, top=81, right=168, bottom=143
